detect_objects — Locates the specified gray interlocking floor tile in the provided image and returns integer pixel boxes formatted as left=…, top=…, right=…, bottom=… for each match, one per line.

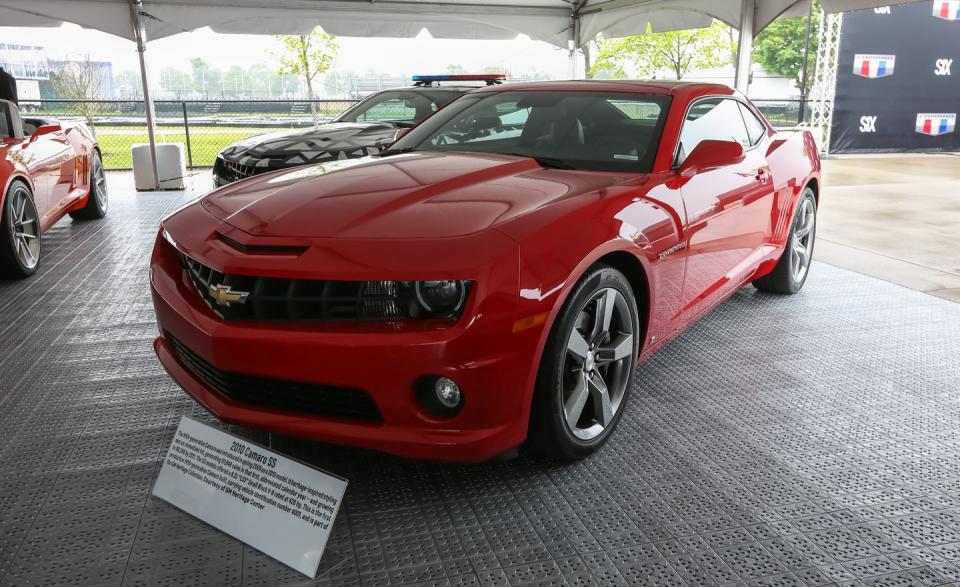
left=2, top=180, right=960, bottom=586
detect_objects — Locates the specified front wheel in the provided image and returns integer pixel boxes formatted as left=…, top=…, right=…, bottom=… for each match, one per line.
left=528, top=265, right=640, bottom=460
left=753, top=188, right=817, bottom=294
left=0, top=181, right=42, bottom=279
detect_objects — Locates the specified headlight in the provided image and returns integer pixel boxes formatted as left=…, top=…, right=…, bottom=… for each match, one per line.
left=414, top=281, right=468, bottom=315
left=364, top=280, right=471, bottom=320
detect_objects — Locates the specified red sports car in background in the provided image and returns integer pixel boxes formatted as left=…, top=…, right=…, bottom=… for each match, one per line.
left=0, top=99, right=107, bottom=278
left=151, top=81, right=820, bottom=462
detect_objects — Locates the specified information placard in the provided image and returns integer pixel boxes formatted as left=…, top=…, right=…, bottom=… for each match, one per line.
left=152, top=416, right=347, bottom=578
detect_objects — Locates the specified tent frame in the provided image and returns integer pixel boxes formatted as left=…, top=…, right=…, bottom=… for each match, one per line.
left=1, top=0, right=908, bottom=167
left=129, top=0, right=160, bottom=190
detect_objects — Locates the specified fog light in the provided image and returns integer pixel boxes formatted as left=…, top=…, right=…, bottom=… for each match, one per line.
left=435, top=377, right=461, bottom=409
left=415, top=375, right=464, bottom=418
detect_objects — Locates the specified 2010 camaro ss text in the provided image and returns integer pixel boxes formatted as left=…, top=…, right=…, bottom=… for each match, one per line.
left=151, top=81, right=821, bottom=462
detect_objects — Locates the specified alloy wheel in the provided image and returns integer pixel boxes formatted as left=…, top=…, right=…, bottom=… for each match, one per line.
left=791, top=197, right=815, bottom=283
left=93, top=158, right=108, bottom=211
left=562, top=287, right=635, bottom=441
left=9, top=186, right=40, bottom=270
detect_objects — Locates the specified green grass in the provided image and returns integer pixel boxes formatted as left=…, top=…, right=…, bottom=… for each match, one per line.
left=92, top=126, right=277, bottom=169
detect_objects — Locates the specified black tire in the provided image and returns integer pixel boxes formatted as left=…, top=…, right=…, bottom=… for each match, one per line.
left=528, top=265, right=640, bottom=460
left=753, top=187, right=817, bottom=295
left=0, top=180, right=41, bottom=279
left=70, top=151, right=108, bottom=220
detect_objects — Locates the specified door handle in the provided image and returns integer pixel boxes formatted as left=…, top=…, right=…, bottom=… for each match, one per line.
left=755, top=168, right=769, bottom=184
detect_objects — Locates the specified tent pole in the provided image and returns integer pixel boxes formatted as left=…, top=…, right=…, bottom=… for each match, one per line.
left=129, top=0, right=160, bottom=190
left=797, top=0, right=815, bottom=124
left=734, top=0, right=757, bottom=93
left=569, top=16, right=579, bottom=78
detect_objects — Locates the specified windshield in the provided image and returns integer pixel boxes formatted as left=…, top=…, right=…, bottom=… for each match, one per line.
left=334, top=90, right=459, bottom=126
left=388, top=91, right=672, bottom=172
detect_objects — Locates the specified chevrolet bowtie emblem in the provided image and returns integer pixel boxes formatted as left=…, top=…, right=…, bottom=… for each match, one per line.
left=208, top=284, right=250, bottom=307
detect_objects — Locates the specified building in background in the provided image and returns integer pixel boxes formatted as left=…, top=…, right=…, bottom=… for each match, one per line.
left=0, top=43, right=47, bottom=108
left=0, top=43, right=114, bottom=101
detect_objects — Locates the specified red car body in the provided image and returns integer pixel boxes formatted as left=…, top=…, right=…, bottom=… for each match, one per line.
left=151, top=81, right=820, bottom=462
left=1, top=114, right=101, bottom=233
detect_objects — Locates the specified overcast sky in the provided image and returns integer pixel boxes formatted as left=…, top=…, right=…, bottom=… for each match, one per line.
left=0, top=23, right=573, bottom=80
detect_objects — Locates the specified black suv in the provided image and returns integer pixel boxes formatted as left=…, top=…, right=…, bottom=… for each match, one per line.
left=213, top=75, right=504, bottom=186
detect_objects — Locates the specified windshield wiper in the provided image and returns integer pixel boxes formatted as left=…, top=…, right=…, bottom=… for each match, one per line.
left=496, top=152, right=576, bottom=170
left=377, top=146, right=417, bottom=158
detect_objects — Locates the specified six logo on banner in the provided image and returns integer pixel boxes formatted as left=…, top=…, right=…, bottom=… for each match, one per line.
left=854, top=3, right=957, bottom=138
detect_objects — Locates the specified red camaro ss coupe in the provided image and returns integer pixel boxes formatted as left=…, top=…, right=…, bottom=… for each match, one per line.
left=152, top=81, right=820, bottom=462
left=0, top=99, right=107, bottom=278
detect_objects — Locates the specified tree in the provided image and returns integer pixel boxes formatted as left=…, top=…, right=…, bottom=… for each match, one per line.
left=48, top=56, right=106, bottom=130
left=190, top=58, right=210, bottom=96
left=481, top=65, right=508, bottom=75
left=112, top=70, right=142, bottom=99
left=223, top=65, right=246, bottom=98
left=160, top=67, right=191, bottom=99
left=275, top=28, right=339, bottom=126
left=753, top=1, right=820, bottom=90
left=590, top=21, right=733, bottom=80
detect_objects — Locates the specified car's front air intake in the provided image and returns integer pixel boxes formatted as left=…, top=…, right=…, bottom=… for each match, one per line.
left=169, top=335, right=383, bottom=423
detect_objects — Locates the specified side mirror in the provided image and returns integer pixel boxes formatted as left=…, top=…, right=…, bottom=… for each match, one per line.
left=377, top=127, right=411, bottom=152
left=30, top=123, right=63, bottom=142
left=677, top=140, right=744, bottom=176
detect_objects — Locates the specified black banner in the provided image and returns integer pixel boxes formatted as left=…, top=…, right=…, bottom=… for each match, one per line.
left=830, top=1, right=960, bottom=153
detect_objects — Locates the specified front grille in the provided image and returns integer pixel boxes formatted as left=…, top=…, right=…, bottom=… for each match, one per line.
left=214, top=156, right=262, bottom=184
left=181, top=253, right=406, bottom=322
left=227, top=160, right=258, bottom=180
left=170, top=335, right=383, bottom=423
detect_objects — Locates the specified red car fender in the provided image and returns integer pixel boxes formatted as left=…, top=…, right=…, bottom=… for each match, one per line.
left=503, top=183, right=666, bottom=430
left=503, top=236, right=656, bottom=437
left=63, top=126, right=98, bottom=212
left=0, top=147, right=35, bottom=211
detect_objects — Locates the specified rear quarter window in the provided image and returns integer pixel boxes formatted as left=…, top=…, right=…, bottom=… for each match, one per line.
left=738, top=102, right=768, bottom=145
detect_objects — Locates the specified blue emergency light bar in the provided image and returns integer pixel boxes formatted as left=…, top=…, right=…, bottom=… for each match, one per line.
left=412, top=74, right=506, bottom=86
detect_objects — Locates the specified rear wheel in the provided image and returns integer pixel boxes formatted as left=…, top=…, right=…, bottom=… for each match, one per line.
left=0, top=181, right=41, bottom=279
left=70, top=151, right=108, bottom=220
left=753, top=188, right=817, bottom=294
left=528, top=265, right=640, bottom=460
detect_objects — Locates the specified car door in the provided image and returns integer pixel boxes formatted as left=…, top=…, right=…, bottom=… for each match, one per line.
left=19, top=126, right=72, bottom=224
left=674, top=97, right=775, bottom=322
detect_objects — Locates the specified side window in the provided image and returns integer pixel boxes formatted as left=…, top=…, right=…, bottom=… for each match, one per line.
left=428, top=101, right=529, bottom=145
left=0, top=105, right=9, bottom=138
left=738, top=102, right=767, bottom=145
left=359, top=98, right=417, bottom=122
left=676, top=98, right=751, bottom=165
left=607, top=99, right=662, bottom=121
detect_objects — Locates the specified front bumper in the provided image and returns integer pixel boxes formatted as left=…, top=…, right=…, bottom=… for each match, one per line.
left=151, top=206, right=541, bottom=462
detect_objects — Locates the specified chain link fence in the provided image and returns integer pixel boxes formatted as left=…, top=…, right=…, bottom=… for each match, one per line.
left=24, top=98, right=812, bottom=171
left=27, top=100, right=358, bottom=170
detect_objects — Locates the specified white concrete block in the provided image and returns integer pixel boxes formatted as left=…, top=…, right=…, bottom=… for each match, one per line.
left=132, top=143, right=186, bottom=191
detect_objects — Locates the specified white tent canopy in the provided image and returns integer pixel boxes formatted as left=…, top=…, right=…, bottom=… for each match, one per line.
left=0, top=0, right=917, bottom=187
left=0, top=0, right=896, bottom=48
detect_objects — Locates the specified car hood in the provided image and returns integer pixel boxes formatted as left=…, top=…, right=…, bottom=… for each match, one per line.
left=202, top=152, right=632, bottom=239
left=220, top=122, right=398, bottom=162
